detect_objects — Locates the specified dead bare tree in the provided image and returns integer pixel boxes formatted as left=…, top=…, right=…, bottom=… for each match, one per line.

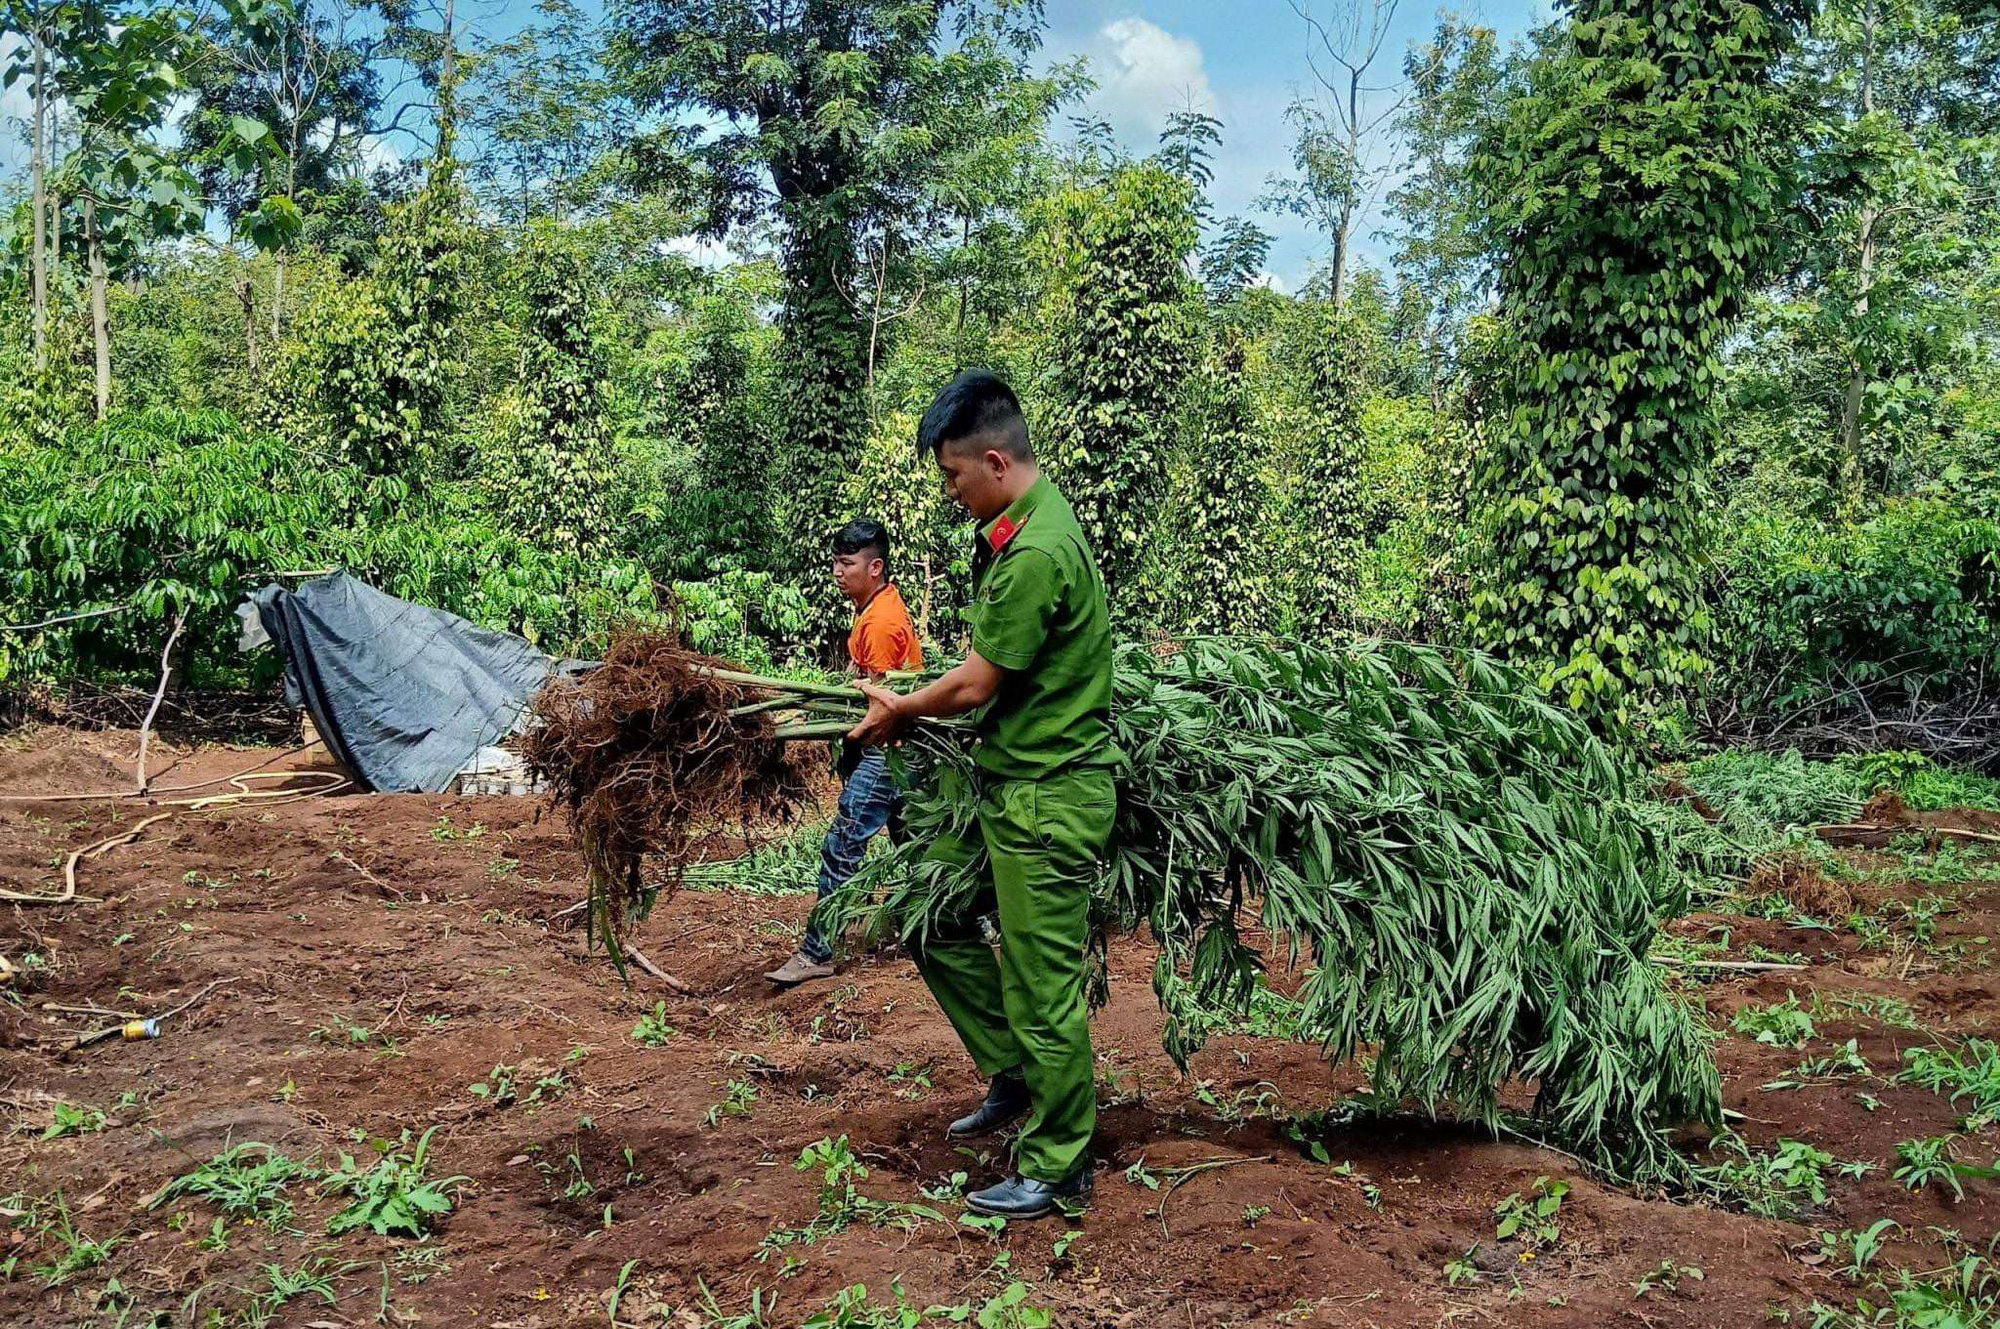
left=837, top=233, right=925, bottom=424
left=1279, top=0, right=1417, bottom=305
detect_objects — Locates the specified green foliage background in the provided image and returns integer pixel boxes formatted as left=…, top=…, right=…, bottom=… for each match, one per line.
left=1, top=0, right=1995, bottom=766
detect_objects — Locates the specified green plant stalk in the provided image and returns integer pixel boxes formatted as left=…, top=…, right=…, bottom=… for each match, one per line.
left=697, top=666, right=865, bottom=703
left=772, top=720, right=856, bottom=740
left=727, top=694, right=806, bottom=718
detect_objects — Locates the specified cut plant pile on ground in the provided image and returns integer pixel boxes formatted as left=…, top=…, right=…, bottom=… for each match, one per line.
left=818, top=636, right=1718, bottom=1182
left=540, top=633, right=1720, bottom=1179
left=521, top=630, right=817, bottom=958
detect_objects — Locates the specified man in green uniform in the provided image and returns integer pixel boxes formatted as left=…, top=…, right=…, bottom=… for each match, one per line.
left=847, top=370, right=1117, bottom=1220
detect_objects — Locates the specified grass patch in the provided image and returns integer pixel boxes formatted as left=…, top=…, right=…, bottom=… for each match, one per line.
left=1899, top=1039, right=2000, bottom=1117
left=149, top=1143, right=311, bottom=1230
left=4, top=1190, right=118, bottom=1286
left=1809, top=1233, right=2000, bottom=1327
left=1732, top=994, right=1817, bottom=1048
left=1699, top=1135, right=1871, bottom=1219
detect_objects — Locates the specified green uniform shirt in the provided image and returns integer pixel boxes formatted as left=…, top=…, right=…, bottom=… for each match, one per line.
left=966, top=474, right=1118, bottom=780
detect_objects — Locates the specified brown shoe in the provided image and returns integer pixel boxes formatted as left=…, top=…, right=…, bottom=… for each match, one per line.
left=765, top=950, right=836, bottom=986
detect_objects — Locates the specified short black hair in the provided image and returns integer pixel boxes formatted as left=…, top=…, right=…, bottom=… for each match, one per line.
left=918, top=370, right=1031, bottom=460
left=831, top=518, right=890, bottom=578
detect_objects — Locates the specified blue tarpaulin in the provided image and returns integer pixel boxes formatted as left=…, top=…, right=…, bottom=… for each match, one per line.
left=249, top=573, right=562, bottom=793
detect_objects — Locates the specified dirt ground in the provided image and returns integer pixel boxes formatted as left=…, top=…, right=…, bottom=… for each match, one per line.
left=3, top=727, right=1998, bottom=1328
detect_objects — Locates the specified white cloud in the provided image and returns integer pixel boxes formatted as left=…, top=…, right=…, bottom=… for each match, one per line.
left=1251, top=270, right=1288, bottom=294
left=662, top=233, right=732, bottom=269
left=354, top=132, right=403, bottom=174
left=1082, top=17, right=1215, bottom=144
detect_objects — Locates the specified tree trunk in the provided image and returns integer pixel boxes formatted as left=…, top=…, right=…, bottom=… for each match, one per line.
left=437, top=0, right=457, bottom=159
left=865, top=241, right=887, bottom=409
left=1331, top=199, right=1352, bottom=307
left=1837, top=0, right=1880, bottom=490
left=238, top=278, right=260, bottom=378
left=1838, top=209, right=1877, bottom=478
left=85, top=198, right=111, bottom=421
left=30, top=23, right=48, bottom=376
left=1330, top=66, right=1362, bottom=308
left=955, top=211, right=971, bottom=340
left=276, top=128, right=300, bottom=340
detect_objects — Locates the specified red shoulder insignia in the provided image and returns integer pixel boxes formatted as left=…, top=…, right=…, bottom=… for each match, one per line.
left=990, top=512, right=1027, bottom=551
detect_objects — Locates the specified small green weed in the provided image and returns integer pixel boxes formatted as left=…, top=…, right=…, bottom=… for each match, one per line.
left=1633, top=1260, right=1703, bottom=1298
left=1764, top=1039, right=1873, bottom=1090
left=802, top=1281, right=919, bottom=1328
left=1899, top=1040, right=2000, bottom=1117
left=926, top=1281, right=1056, bottom=1328
left=429, top=815, right=485, bottom=842
left=19, top=1193, right=117, bottom=1286
left=40, top=1102, right=108, bottom=1140
left=1702, top=1135, right=1854, bottom=1220
left=1493, top=1176, right=1568, bottom=1248
left=322, top=1126, right=468, bottom=1237
left=1893, top=1135, right=2000, bottom=1201
left=468, top=1063, right=567, bottom=1107
left=1733, top=994, right=1817, bottom=1048
left=757, top=1136, right=942, bottom=1259
left=888, top=1060, right=934, bottom=1098
left=309, top=1015, right=400, bottom=1056
left=631, top=1002, right=677, bottom=1047
left=705, top=1079, right=759, bottom=1127
left=1807, top=1233, right=2000, bottom=1327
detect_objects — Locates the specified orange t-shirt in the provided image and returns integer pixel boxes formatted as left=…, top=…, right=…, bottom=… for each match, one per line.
left=849, top=583, right=923, bottom=676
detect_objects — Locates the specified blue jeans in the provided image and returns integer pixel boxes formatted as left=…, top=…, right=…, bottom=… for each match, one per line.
left=802, top=748, right=901, bottom=962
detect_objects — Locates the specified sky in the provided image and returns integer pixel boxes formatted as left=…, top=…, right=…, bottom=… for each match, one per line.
left=2, top=0, right=1551, bottom=291
left=1036, top=0, right=1545, bottom=290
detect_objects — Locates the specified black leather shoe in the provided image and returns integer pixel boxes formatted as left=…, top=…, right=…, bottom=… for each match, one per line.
left=966, top=1168, right=1092, bottom=1219
left=946, top=1072, right=1030, bottom=1138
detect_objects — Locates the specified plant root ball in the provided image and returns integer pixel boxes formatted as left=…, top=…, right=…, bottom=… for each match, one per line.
left=523, top=630, right=816, bottom=938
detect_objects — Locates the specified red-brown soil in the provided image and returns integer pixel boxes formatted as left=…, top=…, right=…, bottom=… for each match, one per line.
left=4, top=728, right=1998, bottom=1327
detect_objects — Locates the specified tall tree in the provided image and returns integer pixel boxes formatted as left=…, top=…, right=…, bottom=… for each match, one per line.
left=182, top=0, right=382, bottom=336
left=1155, top=101, right=1222, bottom=222
left=1384, top=14, right=1508, bottom=405
left=29, top=0, right=267, bottom=418
left=608, top=0, right=1054, bottom=642
left=1034, top=164, right=1200, bottom=628
left=1469, top=0, right=1794, bottom=717
left=1779, top=0, right=2000, bottom=496
left=484, top=225, right=614, bottom=555
left=1178, top=328, right=1274, bottom=631
left=1283, top=302, right=1372, bottom=630
left=464, top=0, right=622, bottom=224
left=1265, top=0, right=1411, bottom=306
left=4, top=0, right=55, bottom=374
left=1201, top=215, right=1275, bottom=304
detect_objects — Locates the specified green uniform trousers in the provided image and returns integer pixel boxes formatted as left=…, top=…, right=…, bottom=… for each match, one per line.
left=912, top=766, right=1116, bottom=1184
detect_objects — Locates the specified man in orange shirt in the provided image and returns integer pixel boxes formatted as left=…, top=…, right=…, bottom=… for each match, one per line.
left=766, top=519, right=923, bottom=985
